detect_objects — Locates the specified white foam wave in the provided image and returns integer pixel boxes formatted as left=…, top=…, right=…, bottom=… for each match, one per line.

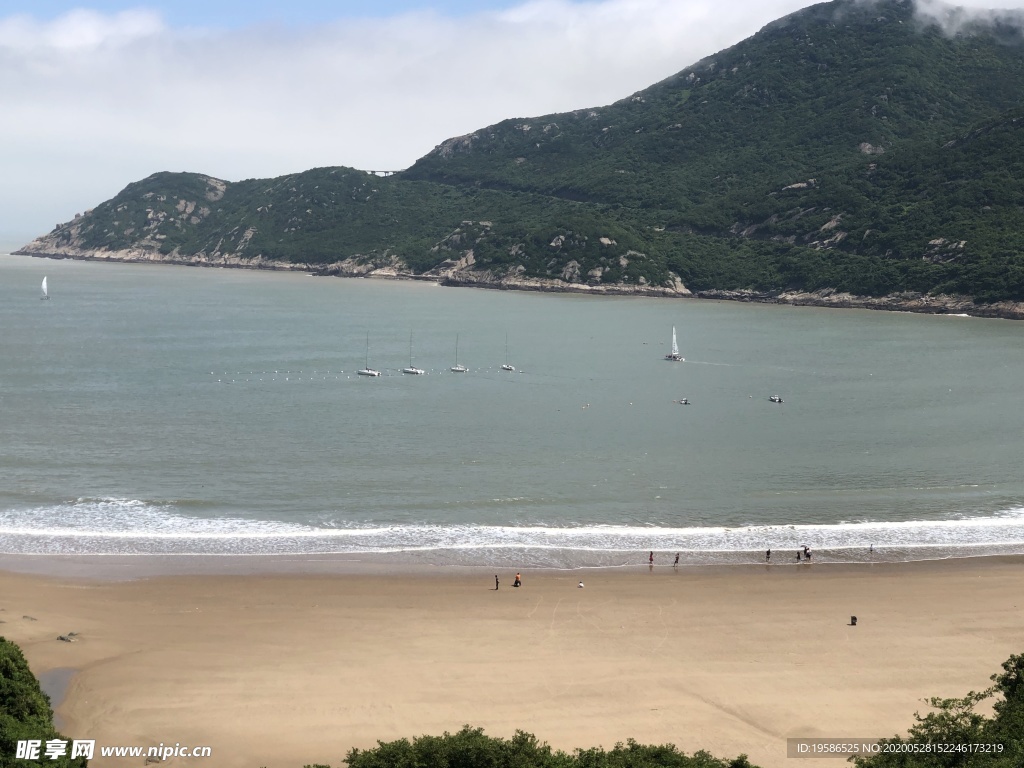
left=2, top=498, right=1024, bottom=564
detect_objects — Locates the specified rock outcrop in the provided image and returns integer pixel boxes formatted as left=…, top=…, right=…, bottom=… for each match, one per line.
left=694, top=287, right=1024, bottom=319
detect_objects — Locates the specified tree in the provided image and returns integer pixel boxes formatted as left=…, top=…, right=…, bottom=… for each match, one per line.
left=851, top=653, right=1024, bottom=768
left=0, top=638, right=88, bottom=767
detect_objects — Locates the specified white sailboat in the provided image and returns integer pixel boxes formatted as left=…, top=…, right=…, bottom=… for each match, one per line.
left=40, top=276, right=50, bottom=300
left=501, top=332, right=515, bottom=372
left=664, top=326, right=684, bottom=361
left=402, top=332, right=425, bottom=375
left=450, top=334, right=467, bottom=373
left=357, top=332, right=381, bottom=377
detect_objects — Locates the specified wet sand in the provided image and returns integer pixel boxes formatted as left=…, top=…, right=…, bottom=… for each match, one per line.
left=2, top=556, right=1022, bottom=768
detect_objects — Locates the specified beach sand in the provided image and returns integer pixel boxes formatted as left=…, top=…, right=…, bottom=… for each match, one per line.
left=2, top=557, right=1022, bottom=768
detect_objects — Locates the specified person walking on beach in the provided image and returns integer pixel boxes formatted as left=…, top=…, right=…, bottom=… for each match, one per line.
left=766, top=548, right=771, bottom=563
left=649, top=551, right=654, bottom=565
left=495, top=575, right=499, bottom=590
left=673, top=553, right=680, bottom=567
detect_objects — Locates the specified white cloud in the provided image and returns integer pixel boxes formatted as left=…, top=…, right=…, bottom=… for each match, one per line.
left=914, top=0, right=1024, bottom=33
left=0, top=8, right=164, bottom=52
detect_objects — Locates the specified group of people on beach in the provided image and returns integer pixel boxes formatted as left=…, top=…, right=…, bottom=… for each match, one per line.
left=644, top=546, right=836, bottom=566
left=766, top=545, right=812, bottom=563
left=494, top=573, right=523, bottom=590
left=495, top=543, right=881, bottom=587
left=649, top=551, right=682, bottom=567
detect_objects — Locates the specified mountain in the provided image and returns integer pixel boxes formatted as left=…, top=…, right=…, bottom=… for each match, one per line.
left=17, top=0, right=1024, bottom=311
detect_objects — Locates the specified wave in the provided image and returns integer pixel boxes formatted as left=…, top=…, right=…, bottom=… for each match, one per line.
left=1, top=497, right=1024, bottom=566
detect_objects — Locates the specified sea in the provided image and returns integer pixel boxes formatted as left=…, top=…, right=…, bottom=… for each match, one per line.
left=2, top=253, right=1024, bottom=569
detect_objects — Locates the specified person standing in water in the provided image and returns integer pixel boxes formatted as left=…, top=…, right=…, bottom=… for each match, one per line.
left=673, top=553, right=680, bottom=567
left=766, top=549, right=771, bottom=563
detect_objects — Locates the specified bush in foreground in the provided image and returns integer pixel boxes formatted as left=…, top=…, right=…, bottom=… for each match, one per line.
left=0, top=637, right=87, bottom=768
left=318, top=726, right=755, bottom=768
left=852, top=653, right=1024, bottom=768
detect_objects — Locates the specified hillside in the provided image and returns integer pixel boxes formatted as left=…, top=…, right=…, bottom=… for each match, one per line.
left=17, top=0, right=1024, bottom=311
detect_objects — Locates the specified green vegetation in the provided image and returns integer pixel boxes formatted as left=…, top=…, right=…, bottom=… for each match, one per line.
left=0, top=638, right=87, bottom=767
left=294, top=726, right=756, bottom=768
left=24, top=0, right=1024, bottom=303
left=852, top=653, right=1024, bottom=768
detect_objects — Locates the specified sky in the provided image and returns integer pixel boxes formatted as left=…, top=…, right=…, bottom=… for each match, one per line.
left=3, top=0, right=1023, bottom=250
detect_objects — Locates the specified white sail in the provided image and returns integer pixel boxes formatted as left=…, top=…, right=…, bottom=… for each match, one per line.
left=41, top=276, right=49, bottom=300
left=664, top=326, right=683, bottom=361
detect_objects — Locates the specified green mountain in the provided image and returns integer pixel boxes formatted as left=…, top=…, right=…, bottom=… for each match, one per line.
left=18, top=0, right=1024, bottom=307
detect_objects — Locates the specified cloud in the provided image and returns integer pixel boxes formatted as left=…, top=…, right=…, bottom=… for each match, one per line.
left=0, top=8, right=164, bottom=53
left=913, top=0, right=1024, bottom=34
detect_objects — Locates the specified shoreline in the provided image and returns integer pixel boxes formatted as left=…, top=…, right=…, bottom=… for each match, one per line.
left=3, top=550, right=1024, bottom=581
left=3, top=555, right=1022, bottom=768
left=3, top=543, right=1024, bottom=580
left=12, top=248, right=1024, bottom=320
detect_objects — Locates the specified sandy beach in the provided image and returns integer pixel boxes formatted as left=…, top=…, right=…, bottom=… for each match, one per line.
left=2, top=557, right=1022, bottom=768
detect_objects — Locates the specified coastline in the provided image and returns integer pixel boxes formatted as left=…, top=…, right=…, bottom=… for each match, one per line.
left=3, top=556, right=1022, bottom=768
left=13, top=248, right=1024, bottom=320
left=3, top=541, right=1024, bottom=578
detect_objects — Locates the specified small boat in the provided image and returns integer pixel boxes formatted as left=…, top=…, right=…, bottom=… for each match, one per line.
left=40, top=276, right=50, bottom=300
left=501, top=332, right=515, bottom=372
left=357, top=332, right=381, bottom=377
left=450, top=334, right=467, bottom=373
left=674, top=397, right=690, bottom=405
left=769, top=395, right=784, bottom=403
left=402, top=332, right=425, bottom=375
left=664, top=326, right=683, bottom=361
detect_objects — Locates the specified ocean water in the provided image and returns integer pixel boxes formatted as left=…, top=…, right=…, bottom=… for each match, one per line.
left=2, top=253, right=1024, bottom=568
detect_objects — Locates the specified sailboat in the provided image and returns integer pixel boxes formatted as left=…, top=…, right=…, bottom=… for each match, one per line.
left=663, top=326, right=684, bottom=361
left=402, top=332, right=425, bottom=375
left=450, top=334, right=467, bottom=373
left=357, top=332, right=381, bottom=377
left=501, top=332, right=515, bottom=372
left=40, top=276, right=50, bottom=301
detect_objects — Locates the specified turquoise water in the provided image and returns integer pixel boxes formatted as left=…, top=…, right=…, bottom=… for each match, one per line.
left=2, top=254, right=1024, bottom=567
